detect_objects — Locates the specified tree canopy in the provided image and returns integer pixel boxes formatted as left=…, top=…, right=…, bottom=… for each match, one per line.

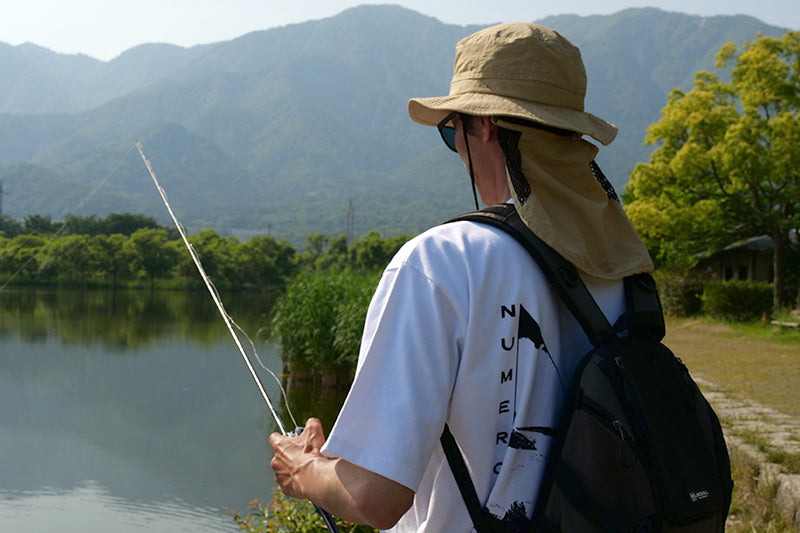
left=0, top=210, right=412, bottom=294
left=624, top=31, right=800, bottom=307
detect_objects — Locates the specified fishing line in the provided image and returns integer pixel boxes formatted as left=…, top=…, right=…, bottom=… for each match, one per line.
left=137, top=141, right=339, bottom=533
left=0, top=143, right=136, bottom=292
left=236, top=319, right=299, bottom=430
left=135, top=141, right=293, bottom=433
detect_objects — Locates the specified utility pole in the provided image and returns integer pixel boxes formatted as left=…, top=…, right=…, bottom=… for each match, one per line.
left=347, top=199, right=355, bottom=243
left=0, top=179, right=4, bottom=216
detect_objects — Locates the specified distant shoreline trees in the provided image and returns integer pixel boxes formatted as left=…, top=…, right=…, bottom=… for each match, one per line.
left=0, top=212, right=168, bottom=239
left=0, top=212, right=411, bottom=296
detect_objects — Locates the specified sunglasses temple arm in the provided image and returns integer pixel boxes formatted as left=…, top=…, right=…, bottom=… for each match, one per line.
left=464, top=128, right=479, bottom=210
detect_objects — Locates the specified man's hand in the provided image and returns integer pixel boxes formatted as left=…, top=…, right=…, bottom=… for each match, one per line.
left=268, top=417, right=415, bottom=529
left=269, top=418, right=327, bottom=500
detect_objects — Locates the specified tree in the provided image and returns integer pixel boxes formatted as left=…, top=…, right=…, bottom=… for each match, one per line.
left=88, top=234, right=132, bottom=283
left=38, top=234, right=92, bottom=281
left=297, top=233, right=328, bottom=270
left=104, top=213, right=161, bottom=236
left=23, top=214, right=58, bottom=235
left=238, top=235, right=297, bottom=292
left=314, top=235, right=348, bottom=272
left=625, top=31, right=800, bottom=308
left=0, top=234, right=47, bottom=277
left=125, top=228, right=177, bottom=284
left=0, top=215, right=23, bottom=238
left=63, top=214, right=103, bottom=236
left=192, top=229, right=243, bottom=286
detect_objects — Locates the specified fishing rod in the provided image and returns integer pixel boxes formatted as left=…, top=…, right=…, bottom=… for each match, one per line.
left=135, top=141, right=340, bottom=533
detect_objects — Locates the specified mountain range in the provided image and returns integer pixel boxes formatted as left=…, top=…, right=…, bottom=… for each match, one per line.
left=0, top=5, right=788, bottom=244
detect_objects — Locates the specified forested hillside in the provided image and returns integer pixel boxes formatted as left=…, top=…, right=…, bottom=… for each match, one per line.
left=0, top=6, right=787, bottom=245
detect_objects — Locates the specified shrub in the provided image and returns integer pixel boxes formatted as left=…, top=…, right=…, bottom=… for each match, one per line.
left=332, top=273, right=380, bottom=370
left=702, top=280, right=773, bottom=322
left=653, top=271, right=704, bottom=317
left=272, top=271, right=379, bottom=383
left=232, top=490, right=377, bottom=532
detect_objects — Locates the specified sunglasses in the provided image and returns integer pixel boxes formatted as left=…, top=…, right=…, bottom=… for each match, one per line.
left=437, top=111, right=459, bottom=152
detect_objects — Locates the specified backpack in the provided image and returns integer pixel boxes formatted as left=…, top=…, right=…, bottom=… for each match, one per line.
left=441, top=204, right=733, bottom=532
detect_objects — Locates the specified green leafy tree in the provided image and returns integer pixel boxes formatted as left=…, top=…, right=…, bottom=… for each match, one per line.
left=348, top=231, right=411, bottom=272
left=88, top=233, right=131, bottom=283
left=0, top=215, right=23, bottom=238
left=0, top=236, right=9, bottom=274
left=238, top=235, right=297, bottom=293
left=62, top=214, right=103, bottom=236
left=104, top=213, right=161, bottom=236
left=348, top=231, right=388, bottom=272
left=176, top=229, right=241, bottom=286
left=23, top=214, right=58, bottom=235
left=313, top=235, right=348, bottom=272
left=0, top=234, right=47, bottom=278
left=296, top=233, right=330, bottom=271
left=625, top=31, right=800, bottom=308
left=125, top=228, right=177, bottom=284
left=38, top=234, right=92, bottom=280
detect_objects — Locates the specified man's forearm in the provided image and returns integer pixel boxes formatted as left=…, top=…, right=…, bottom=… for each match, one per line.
left=269, top=419, right=414, bottom=530
left=298, top=454, right=413, bottom=529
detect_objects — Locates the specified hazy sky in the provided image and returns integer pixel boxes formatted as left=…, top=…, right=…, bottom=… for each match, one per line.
left=2, top=0, right=797, bottom=61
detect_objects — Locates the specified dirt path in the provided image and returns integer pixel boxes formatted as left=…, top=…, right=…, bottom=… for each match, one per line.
left=699, top=378, right=800, bottom=456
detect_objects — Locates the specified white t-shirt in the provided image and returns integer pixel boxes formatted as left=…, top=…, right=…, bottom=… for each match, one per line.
left=321, top=218, right=625, bottom=532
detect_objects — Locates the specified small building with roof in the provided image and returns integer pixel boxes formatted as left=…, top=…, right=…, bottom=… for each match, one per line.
left=696, top=230, right=798, bottom=282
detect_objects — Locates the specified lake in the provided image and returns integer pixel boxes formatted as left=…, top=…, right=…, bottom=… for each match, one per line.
left=0, top=287, right=345, bottom=532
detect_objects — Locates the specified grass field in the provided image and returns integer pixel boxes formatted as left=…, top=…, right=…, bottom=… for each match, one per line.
left=665, top=317, right=800, bottom=418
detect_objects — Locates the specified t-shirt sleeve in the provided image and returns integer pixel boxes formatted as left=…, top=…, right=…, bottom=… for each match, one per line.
left=321, top=253, right=464, bottom=491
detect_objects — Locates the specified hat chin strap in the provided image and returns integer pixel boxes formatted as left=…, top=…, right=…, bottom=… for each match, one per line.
left=463, top=122, right=480, bottom=210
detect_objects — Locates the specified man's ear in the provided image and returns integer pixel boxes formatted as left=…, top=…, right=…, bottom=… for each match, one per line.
left=477, top=115, right=497, bottom=143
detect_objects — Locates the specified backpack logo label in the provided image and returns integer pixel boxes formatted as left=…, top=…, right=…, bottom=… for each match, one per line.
left=689, top=490, right=710, bottom=503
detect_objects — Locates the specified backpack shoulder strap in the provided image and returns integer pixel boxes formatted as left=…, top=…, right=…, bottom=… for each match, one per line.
left=448, top=204, right=614, bottom=347
left=622, top=273, right=666, bottom=341
left=440, top=424, right=502, bottom=531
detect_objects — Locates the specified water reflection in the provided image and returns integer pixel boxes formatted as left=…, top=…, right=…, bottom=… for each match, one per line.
left=0, top=288, right=268, bottom=349
left=284, top=379, right=349, bottom=433
left=0, top=482, right=231, bottom=533
left=0, top=287, right=340, bottom=533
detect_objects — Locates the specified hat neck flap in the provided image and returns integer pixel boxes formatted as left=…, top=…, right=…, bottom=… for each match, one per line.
left=497, top=120, right=654, bottom=280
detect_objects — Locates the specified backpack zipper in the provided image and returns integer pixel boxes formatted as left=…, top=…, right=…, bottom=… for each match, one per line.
left=581, top=395, right=638, bottom=467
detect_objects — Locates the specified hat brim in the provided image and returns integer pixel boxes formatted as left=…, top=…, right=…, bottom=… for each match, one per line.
left=408, top=93, right=617, bottom=146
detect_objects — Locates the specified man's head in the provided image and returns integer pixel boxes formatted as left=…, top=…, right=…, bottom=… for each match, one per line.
left=435, top=112, right=511, bottom=207
left=408, top=23, right=616, bottom=146
left=407, top=23, right=655, bottom=280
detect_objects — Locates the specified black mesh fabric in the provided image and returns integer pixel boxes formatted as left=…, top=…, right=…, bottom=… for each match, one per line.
left=497, top=128, right=529, bottom=205
left=590, top=160, right=620, bottom=202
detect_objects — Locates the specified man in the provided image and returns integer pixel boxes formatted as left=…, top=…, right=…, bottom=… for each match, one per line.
left=270, top=22, right=653, bottom=531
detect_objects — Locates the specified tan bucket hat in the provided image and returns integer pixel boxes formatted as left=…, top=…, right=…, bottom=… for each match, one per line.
left=408, top=23, right=653, bottom=279
left=408, top=23, right=618, bottom=146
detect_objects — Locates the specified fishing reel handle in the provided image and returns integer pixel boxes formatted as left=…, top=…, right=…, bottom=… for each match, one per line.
left=288, top=426, right=304, bottom=437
